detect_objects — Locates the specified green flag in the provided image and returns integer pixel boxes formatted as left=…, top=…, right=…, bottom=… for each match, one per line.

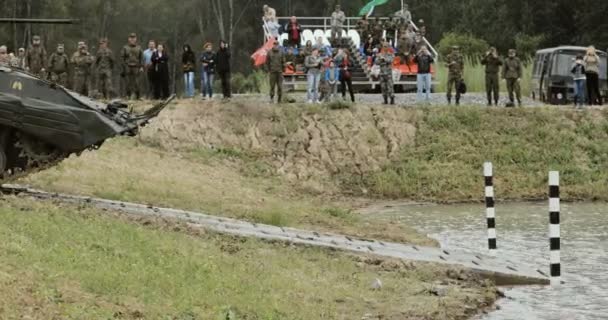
left=358, top=0, right=391, bottom=16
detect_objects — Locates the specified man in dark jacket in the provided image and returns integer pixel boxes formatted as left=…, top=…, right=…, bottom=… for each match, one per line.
left=216, top=40, right=232, bottom=99
left=414, top=45, right=434, bottom=103
left=266, top=40, right=286, bottom=103
left=481, top=47, right=503, bottom=106
left=200, top=42, right=216, bottom=100
left=502, top=49, right=522, bottom=107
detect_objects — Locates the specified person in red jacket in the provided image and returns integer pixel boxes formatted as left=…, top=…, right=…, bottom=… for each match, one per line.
left=286, top=16, right=302, bottom=48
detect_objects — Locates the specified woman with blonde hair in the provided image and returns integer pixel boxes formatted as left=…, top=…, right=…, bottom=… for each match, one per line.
left=584, top=46, right=602, bottom=105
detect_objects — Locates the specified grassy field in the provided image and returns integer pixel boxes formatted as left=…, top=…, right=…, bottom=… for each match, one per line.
left=363, top=106, right=608, bottom=202
left=0, top=197, right=497, bottom=319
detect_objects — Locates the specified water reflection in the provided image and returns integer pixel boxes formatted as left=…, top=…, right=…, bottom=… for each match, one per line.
left=370, top=202, right=608, bottom=320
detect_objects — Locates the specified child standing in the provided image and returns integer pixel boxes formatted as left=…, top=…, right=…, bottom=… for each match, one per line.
left=324, top=60, right=341, bottom=102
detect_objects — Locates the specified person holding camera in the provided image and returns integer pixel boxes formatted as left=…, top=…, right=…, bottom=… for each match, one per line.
left=376, top=42, right=396, bottom=105
left=481, top=47, right=503, bottom=106
left=414, top=45, right=434, bottom=103
left=305, top=48, right=323, bottom=104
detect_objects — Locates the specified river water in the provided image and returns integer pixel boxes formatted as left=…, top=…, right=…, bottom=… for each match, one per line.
left=368, top=202, right=608, bottom=320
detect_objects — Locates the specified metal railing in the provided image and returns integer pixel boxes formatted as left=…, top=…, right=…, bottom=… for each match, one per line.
left=272, top=16, right=438, bottom=59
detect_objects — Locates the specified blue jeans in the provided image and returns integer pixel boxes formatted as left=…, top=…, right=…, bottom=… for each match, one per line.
left=201, top=70, right=214, bottom=97
left=574, top=79, right=585, bottom=105
left=184, top=72, right=195, bottom=98
left=307, top=72, right=321, bottom=102
left=417, top=73, right=432, bottom=102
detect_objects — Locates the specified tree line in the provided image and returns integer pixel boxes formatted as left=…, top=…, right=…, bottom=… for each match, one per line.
left=2, top=0, right=607, bottom=75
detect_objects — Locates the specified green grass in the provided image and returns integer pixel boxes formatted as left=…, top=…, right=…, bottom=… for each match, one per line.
left=0, top=197, right=497, bottom=319
left=434, top=60, right=533, bottom=96
left=363, top=107, right=608, bottom=201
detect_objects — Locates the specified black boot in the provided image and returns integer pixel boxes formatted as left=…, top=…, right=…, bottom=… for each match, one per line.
left=456, top=98, right=460, bottom=106
left=390, top=96, right=395, bottom=105
left=447, top=96, right=452, bottom=105
left=383, top=96, right=388, bottom=105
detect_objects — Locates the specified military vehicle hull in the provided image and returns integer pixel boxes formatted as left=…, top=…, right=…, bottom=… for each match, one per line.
left=0, top=67, right=172, bottom=180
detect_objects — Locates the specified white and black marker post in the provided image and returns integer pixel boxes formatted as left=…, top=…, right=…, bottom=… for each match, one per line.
left=484, top=162, right=497, bottom=254
left=549, top=171, right=561, bottom=285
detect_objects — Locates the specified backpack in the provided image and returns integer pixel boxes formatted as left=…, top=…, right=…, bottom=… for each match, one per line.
left=458, top=81, right=467, bottom=95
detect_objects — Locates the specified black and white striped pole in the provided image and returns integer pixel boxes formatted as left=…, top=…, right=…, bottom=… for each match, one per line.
left=549, top=171, right=561, bottom=285
left=484, top=162, right=497, bottom=255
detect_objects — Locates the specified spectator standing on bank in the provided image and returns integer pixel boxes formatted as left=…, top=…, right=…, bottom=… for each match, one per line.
left=182, top=44, right=196, bottom=98
left=395, top=4, right=412, bottom=27
left=15, top=48, right=26, bottom=69
left=216, top=40, right=232, bottom=100
left=481, top=47, right=503, bottom=106
left=200, top=42, right=216, bottom=100
left=445, top=45, right=464, bottom=105
left=143, top=40, right=157, bottom=99
left=324, top=60, right=340, bottom=102
left=584, top=46, right=602, bottom=106
left=339, top=50, right=355, bottom=102
left=571, top=55, right=586, bottom=108
left=151, top=44, right=170, bottom=100
left=286, top=16, right=302, bottom=48
left=305, top=48, right=323, bottom=103
left=330, top=5, right=346, bottom=46
left=266, top=40, right=286, bottom=103
left=502, top=49, right=523, bottom=107
left=414, top=45, right=434, bottom=103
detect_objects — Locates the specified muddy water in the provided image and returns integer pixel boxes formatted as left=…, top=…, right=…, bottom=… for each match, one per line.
left=368, top=202, right=608, bottom=320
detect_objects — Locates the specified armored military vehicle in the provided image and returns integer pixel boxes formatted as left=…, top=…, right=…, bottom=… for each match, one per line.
left=0, top=18, right=173, bottom=181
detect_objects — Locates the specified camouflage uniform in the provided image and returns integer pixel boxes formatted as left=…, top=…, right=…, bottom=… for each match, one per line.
left=120, top=41, right=143, bottom=99
left=445, top=49, right=464, bottom=105
left=356, top=18, right=370, bottom=44
left=48, top=46, right=70, bottom=88
left=481, top=50, right=503, bottom=105
left=376, top=49, right=395, bottom=104
left=266, top=47, right=285, bottom=103
left=373, top=19, right=384, bottom=43
left=503, top=51, right=523, bottom=106
left=96, top=44, right=115, bottom=99
left=26, top=43, right=47, bottom=77
left=383, top=18, right=397, bottom=45
left=71, top=47, right=94, bottom=96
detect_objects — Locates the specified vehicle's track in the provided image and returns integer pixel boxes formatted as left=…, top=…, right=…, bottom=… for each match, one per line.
left=0, top=184, right=548, bottom=286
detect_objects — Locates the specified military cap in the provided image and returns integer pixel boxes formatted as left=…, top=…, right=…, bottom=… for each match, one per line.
left=57, top=43, right=64, bottom=48
left=32, top=35, right=41, bottom=41
left=99, top=38, right=108, bottom=44
left=508, top=49, right=516, bottom=54
left=78, top=41, right=86, bottom=48
left=129, top=33, right=137, bottom=38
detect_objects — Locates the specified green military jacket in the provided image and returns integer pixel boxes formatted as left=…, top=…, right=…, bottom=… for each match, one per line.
left=49, top=52, right=70, bottom=73
left=502, top=57, right=522, bottom=79
left=445, top=52, right=464, bottom=76
left=71, top=51, right=94, bottom=75
left=96, top=47, right=115, bottom=71
left=120, top=44, right=143, bottom=68
left=376, top=51, right=395, bottom=76
left=266, top=48, right=285, bottom=73
left=481, top=54, right=503, bottom=74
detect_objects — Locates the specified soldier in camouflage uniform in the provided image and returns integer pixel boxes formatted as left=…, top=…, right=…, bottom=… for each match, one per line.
left=71, top=42, right=94, bottom=96
left=48, top=44, right=70, bottom=88
left=357, top=15, right=370, bottom=45
left=373, top=18, right=384, bottom=44
left=481, top=47, right=503, bottom=106
left=502, top=49, right=523, bottom=107
left=266, top=40, right=286, bottom=103
left=25, top=35, right=47, bottom=77
left=376, top=42, right=395, bottom=105
left=96, top=38, right=115, bottom=99
left=383, top=17, right=397, bottom=46
left=120, top=33, right=143, bottom=100
left=445, top=46, right=464, bottom=105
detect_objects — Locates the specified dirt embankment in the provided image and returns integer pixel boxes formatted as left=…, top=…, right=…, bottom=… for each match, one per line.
left=143, top=101, right=417, bottom=193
